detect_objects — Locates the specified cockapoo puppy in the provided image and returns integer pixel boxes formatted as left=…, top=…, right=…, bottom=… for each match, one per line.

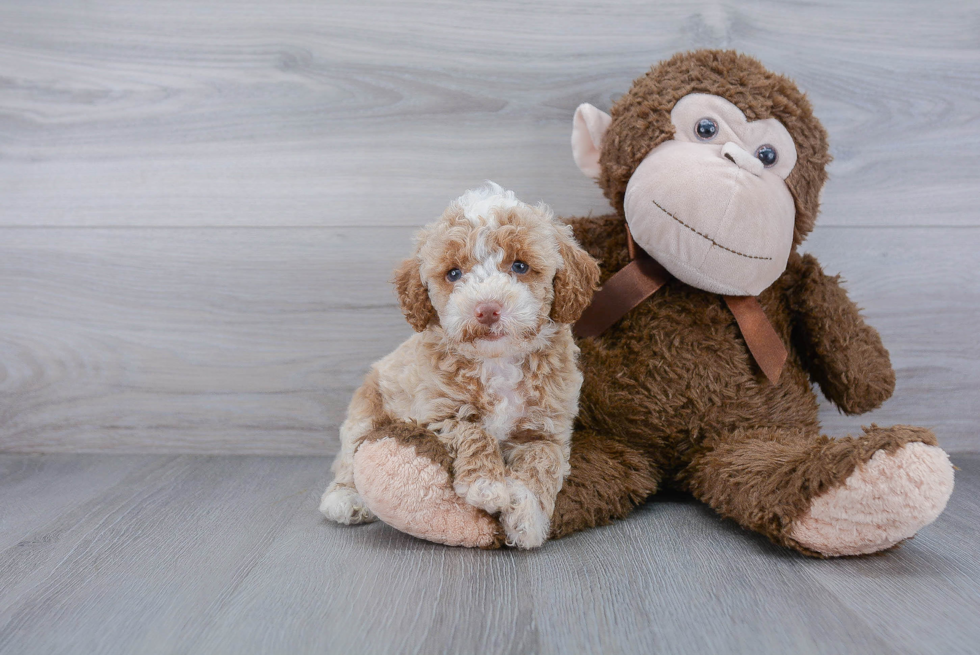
left=319, top=182, right=599, bottom=548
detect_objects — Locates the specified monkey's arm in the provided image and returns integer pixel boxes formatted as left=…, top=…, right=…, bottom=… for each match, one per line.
left=787, top=253, right=895, bottom=415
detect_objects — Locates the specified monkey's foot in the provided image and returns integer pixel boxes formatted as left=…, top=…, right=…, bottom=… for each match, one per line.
left=789, top=442, right=954, bottom=556
left=353, top=436, right=503, bottom=548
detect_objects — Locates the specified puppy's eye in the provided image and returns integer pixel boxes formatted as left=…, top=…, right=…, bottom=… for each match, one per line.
left=695, top=118, right=719, bottom=141
left=511, top=261, right=529, bottom=275
left=446, top=268, right=462, bottom=282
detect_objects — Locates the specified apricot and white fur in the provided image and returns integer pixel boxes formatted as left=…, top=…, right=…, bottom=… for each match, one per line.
left=319, top=183, right=599, bottom=549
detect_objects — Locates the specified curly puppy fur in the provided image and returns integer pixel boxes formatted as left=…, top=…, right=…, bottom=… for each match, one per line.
left=321, top=183, right=599, bottom=549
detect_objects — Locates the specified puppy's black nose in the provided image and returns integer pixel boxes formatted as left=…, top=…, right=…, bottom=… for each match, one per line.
left=475, top=302, right=502, bottom=326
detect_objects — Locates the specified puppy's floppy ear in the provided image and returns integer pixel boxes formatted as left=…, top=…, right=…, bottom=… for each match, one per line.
left=549, top=225, right=600, bottom=324
left=392, top=257, right=437, bottom=332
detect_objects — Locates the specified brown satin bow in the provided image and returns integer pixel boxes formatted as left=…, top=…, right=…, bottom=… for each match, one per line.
left=573, top=227, right=788, bottom=384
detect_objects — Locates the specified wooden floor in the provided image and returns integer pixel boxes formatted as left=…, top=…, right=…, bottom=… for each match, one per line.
left=0, top=452, right=977, bottom=655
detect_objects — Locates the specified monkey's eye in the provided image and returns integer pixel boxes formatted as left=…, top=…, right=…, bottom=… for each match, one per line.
left=755, top=144, right=778, bottom=167
left=695, top=118, right=719, bottom=141
left=511, top=261, right=529, bottom=275
left=446, top=268, right=462, bottom=282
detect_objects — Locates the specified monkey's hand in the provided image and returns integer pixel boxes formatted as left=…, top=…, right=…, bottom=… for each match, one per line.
left=787, top=253, right=895, bottom=415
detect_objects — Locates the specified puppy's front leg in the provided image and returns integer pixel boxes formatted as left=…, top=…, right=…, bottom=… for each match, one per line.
left=438, top=420, right=510, bottom=515
left=501, top=438, right=569, bottom=549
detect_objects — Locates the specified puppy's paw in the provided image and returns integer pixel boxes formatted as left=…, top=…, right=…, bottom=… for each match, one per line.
left=319, top=484, right=377, bottom=525
left=454, top=477, right=510, bottom=515
left=500, top=478, right=550, bottom=550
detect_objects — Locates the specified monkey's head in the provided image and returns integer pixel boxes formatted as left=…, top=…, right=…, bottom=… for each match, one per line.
left=572, top=50, right=830, bottom=296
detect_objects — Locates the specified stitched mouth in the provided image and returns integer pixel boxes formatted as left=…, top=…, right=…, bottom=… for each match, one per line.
left=650, top=199, right=772, bottom=262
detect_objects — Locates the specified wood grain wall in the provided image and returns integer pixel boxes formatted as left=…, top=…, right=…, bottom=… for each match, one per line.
left=1, top=0, right=978, bottom=453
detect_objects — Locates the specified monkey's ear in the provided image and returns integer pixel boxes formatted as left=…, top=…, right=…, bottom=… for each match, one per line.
left=392, top=258, right=437, bottom=332
left=550, top=226, right=600, bottom=324
left=571, top=103, right=612, bottom=179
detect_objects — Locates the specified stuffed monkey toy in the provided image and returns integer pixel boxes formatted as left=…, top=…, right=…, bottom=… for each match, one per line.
left=346, top=50, right=954, bottom=556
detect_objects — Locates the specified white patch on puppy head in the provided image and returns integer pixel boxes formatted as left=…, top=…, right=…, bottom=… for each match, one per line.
left=456, top=181, right=522, bottom=226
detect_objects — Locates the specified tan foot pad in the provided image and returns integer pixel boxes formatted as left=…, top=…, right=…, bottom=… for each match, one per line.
left=790, top=442, right=954, bottom=556
left=353, top=437, right=501, bottom=548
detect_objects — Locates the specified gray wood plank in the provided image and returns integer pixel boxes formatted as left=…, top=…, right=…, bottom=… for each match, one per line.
left=1, top=0, right=978, bottom=456
left=0, top=455, right=156, bottom=551
left=0, top=453, right=976, bottom=654
left=1, top=226, right=977, bottom=454
left=0, top=0, right=977, bottom=228
left=0, top=227, right=412, bottom=454
left=0, top=455, right=328, bottom=655
left=193, top=493, right=901, bottom=655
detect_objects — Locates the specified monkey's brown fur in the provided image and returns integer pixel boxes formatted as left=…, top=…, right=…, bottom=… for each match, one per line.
left=359, top=50, right=943, bottom=554
left=548, top=216, right=916, bottom=553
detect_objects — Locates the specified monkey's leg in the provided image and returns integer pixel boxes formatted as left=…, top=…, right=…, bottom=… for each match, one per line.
left=549, top=430, right=661, bottom=539
left=684, top=425, right=954, bottom=556
left=352, top=423, right=504, bottom=548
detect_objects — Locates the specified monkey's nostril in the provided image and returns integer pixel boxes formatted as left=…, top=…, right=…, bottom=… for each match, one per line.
left=724, top=152, right=737, bottom=164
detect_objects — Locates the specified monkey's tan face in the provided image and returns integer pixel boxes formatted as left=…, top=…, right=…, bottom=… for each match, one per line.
left=572, top=93, right=801, bottom=296
left=623, top=94, right=799, bottom=296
